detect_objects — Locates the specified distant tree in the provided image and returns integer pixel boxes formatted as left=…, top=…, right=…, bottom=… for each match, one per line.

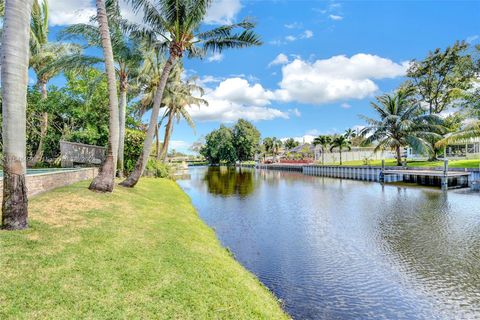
left=284, top=138, right=300, bottom=150
left=329, top=135, right=351, bottom=165
left=232, top=119, right=261, bottom=162
left=344, top=128, right=357, bottom=139
left=201, top=126, right=237, bottom=165
left=271, top=137, right=282, bottom=158
left=313, top=135, right=331, bottom=164
left=262, top=137, right=273, bottom=159
left=360, top=88, right=441, bottom=166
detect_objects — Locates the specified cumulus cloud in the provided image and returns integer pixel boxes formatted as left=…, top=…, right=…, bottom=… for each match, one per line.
left=302, top=30, right=314, bottom=39
left=204, top=0, right=242, bottom=24
left=49, top=0, right=143, bottom=26
left=188, top=77, right=288, bottom=122
left=268, top=53, right=290, bottom=67
left=276, top=54, right=409, bottom=104
left=49, top=0, right=96, bottom=26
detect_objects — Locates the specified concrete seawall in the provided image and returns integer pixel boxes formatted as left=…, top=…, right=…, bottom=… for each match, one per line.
left=257, top=164, right=480, bottom=190
left=0, top=168, right=99, bottom=200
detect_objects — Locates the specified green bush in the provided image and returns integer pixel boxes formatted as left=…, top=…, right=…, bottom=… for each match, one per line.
left=124, top=129, right=146, bottom=175
left=145, top=159, right=171, bottom=178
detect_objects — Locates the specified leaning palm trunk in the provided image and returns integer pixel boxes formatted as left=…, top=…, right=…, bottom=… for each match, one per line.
left=1, top=0, right=35, bottom=230
left=117, top=82, right=127, bottom=178
left=160, top=113, right=174, bottom=161
left=89, top=0, right=119, bottom=192
left=29, top=80, right=48, bottom=167
left=120, top=55, right=176, bottom=187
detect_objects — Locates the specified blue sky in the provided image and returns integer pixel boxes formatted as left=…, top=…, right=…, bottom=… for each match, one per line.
left=44, top=0, right=480, bottom=153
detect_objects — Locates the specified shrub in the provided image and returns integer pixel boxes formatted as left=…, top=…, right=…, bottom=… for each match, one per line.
left=145, top=159, right=171, bottom=178
left=124, top=129, right=146, bottom=175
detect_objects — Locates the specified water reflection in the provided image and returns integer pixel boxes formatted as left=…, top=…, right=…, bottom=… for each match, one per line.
left=178, top=167, right=480, bottom=319
left=204, top=166, right=255, bottom=197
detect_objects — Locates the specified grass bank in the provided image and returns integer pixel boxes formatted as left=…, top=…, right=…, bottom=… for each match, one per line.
left=0, top=179, right=288, bottom=319
left=325, top=158, right=480, bottom=168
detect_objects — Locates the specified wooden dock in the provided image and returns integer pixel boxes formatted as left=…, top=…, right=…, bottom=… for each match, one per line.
left=382, top=168, right=470, bottom=189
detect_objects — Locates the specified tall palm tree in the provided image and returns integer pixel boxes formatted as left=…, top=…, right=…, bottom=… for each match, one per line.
left=313, top=135, right=331, bottom=164
left=360, top=89, right=442, bottom=166
left=28, top=0, right=90, bottom=166
left=120, top=0, right=262, bottom=187
left=158, top=67, right=207, bottom=161
left=60, top=0, right=144, bottom=177
left=329, top=135, right=352, bottom=165
left=1, top=0, right=35, bottom=230
left=89, top=0, right=120, bottom=192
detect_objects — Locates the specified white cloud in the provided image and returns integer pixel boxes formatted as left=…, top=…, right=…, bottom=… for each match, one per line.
left=329, top=14, right=343, bottom=21
left=466, top=35, right=479, bottom=44
left=285, top=35, right=297, bottom=42
left=207, top=53, right=224, bottom=63
left=48, top=0, right=143, bottom=26
left=169, top=140, right=190, bottom=151
left=268, top=53, right=290, bottom=67
left=284, top=22, right=302, bottom=29
left=49, top=0, right=96, bottom=26
left=302, top=30, right=314, bottom=39
left=204, top=0, right=242, bottom=25
left=188, top=77, right=288, bottom=122
left=276, top=54, right=409, bottom=104
left=340, top=103, right=352, bottom=109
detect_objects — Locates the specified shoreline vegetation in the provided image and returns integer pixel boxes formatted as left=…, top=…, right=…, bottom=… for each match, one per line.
left=0, top=179, right=288, bottom=319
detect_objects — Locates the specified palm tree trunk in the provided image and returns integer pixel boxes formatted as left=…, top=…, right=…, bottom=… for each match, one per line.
left=117, top=84, right=127, bottom=178
left=120, top=55, right=177, bottom=188
left=89, top=0, right=119, bottom=192
left=1, top=0, right=34, bottom=230
left=29, top=80, right=48, bottom=167
left=155, top=123, right=161, bottom=160
left=339, top=149, right=342, bottom=165
left=160, top=113, right=174, bottom=161
left=396, top=146, right=402, bottom=166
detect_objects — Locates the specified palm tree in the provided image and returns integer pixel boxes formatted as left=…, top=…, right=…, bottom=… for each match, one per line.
left=329, top=135, right=351, bottom=165
left=344, top=128, right=357, bottom=139
left=61, top=1, right=144, bottom=177
left=120, top=0, right=262, bottom=188
left=28, top=0, right=90, bottom=166
left=313, top=135, right=331, bottom=164
left=1, top=0, right=35, bottom=230
left=88, top=0, right=120, bottom=192
left=158, top=65, right=207, bottom=161
left=271, top=137, right=282, bottom=160
left=436, top=121, right=480, bottom=148
left=360, top=89, right=442, bottom=166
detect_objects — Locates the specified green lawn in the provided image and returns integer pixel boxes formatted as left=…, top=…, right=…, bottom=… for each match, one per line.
left=324, top=158, right=480, bottom=168
left=0, top=179, right=288, bottom=319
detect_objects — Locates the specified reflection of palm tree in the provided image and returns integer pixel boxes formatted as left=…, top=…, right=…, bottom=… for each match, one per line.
left=330, top=135, right=351, bottom=165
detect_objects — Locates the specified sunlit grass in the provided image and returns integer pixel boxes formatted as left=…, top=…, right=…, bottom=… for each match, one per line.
left=0, top=179, right=287, bottom=319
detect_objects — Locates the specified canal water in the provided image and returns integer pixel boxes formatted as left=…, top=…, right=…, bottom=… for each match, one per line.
left=177, top=166, right=480, bottom=319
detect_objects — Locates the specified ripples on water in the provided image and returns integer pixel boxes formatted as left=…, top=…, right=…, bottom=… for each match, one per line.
left=177, top=166, right=480, bottom=320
